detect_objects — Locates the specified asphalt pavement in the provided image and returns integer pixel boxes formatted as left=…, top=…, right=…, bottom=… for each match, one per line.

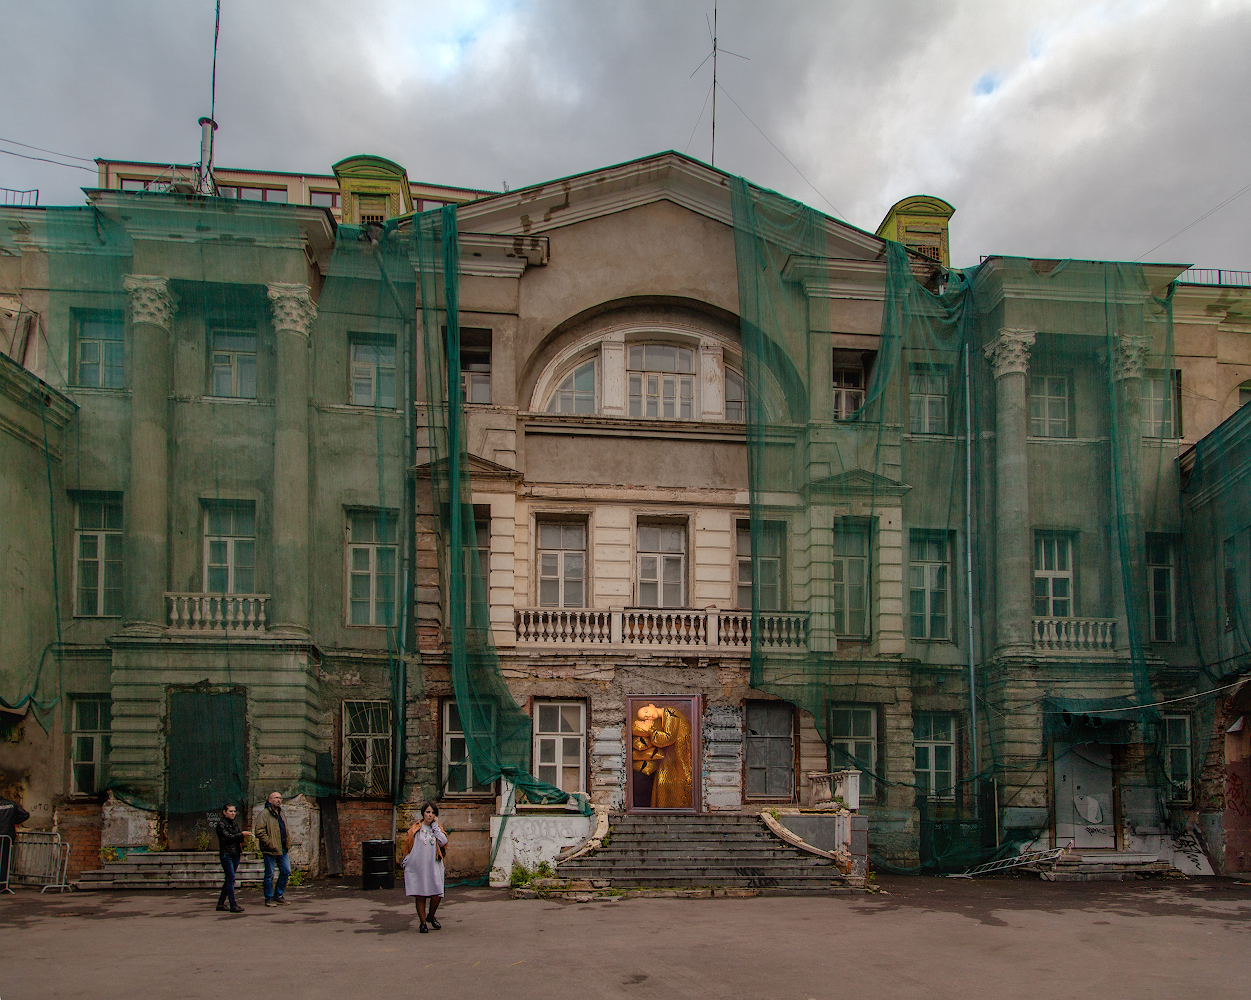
left=2, top=874, right=1248, bottom=999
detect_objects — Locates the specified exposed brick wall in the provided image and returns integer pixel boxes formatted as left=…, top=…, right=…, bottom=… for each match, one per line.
left=56, top=802, right=102, bottom=879
left=333, top=800, right=394, bottom=876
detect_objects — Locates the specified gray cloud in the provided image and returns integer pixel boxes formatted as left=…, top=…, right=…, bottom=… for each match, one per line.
left=3, top=0, right=1248, bottom=270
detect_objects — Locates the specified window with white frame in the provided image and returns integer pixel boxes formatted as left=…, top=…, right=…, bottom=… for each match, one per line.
left=1163, top=715, right=1191, bottom=801
left=75, top=494, right=123, bottom=617
left=77, top=317, right=124, bottom=389
left=347, top=510, right=397, bottom=626
left=203, top=501, right=256, bottom=593
left=443, top=701, right=494, bottom=794
left=832, top=365, right=865, bottom=420
left=467, top=510, right=491, bottom=609
left=745, top=701, right=794, bottom=799
left=533, top=701, right=586, bottom=794
left=210, top=330, right=257, bottom=399
left=1033, top=533, right=1073, bottom=617
left=70, top=696, right=111, bottom=796
left=1143, top=370, right=1182, bottom=438
left=832, top=524, right=868, bottom=636
left=914, top=712, right=955, bottom=800
left=350, top=334, right=397, bottom=408
left=1029, top=375, right=1070, bottom=438
left=629, top=344, right=695, bottom=419
left=342, top=700, right=393, bottom=797
left=1240, top=381, right=1251, bottom=408
left=830, top=704, right=876, bottom=797
left=908, top=532, right=949, bottom=640
left=1147, top=535, right=1176, bottom=641
left=460, top=327, right=491, bottom=404
left=637, top=523, right=686, bottom=608
left=547, top=359, right=597, bottom=414
left=537, top=522, right=586, bottom=608
left=737, top=521, right=783, bottom=611
left=909, top=365, right=949, bottom=435
left=725, top=368, right=746, bottom=422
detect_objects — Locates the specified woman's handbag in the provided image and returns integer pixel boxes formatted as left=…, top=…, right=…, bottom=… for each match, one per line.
left=435, top=839, right=447, bottom=864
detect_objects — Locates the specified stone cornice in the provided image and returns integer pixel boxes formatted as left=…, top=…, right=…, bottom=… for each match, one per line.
left=983, top=328, right=1035, bottom=379
left=123, top=274, right=178, bottom=330
left=267, top=282, right=317, bottom=337
left=0, top=351, right=78, bottom=450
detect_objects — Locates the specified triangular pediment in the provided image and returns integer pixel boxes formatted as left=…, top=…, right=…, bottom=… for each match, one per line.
left=806, top=468, right=911, bottom=498
left=456, top=151, right=884, bottom=263
left=410, top=453, right=522, bottom=483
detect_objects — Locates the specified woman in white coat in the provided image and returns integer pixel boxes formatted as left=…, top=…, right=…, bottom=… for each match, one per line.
left=402, top=802, right=447, bottom=932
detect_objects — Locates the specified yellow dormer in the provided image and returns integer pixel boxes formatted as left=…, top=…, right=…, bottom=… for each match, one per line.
left=875, top=195, right=955, bottom=267
left=332, top=155, right=415, bottom=225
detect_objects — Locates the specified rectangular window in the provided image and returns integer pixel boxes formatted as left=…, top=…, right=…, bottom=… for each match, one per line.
left=537, top=522, right=586, bottom=608
left=203, top=501, right=256, bottom=594
left=75, top=494, right=123, bottom=617
left=1224, top=534, right=1238, bottom=632
left=914, top=712, right=955, bottom=800
left=908, top=532, right=950, bottom=640
left=628, top=345, right=695, bottom=419
left=637, top=523, right=685, bottom=608
left=443, top=701, right=494, bottom=795
left=829, top=705, right=876, bottom=798
left=467, top=511, right=491, bottom=609
left=342, top=700, right=393, bottom=797
left=77, top=317, right=124, bottom=388
left=460, top=327, right=492, bottom=405
left=533, top=701, right=586, bottom=794
left=909, top=366, right=949, bottom=434
left=1147, top=535, right=1176, bottom=641
left=210, top=330, right=258, bottom=399
left=347, top=510, right=397, bottom=626
left=1143, top=370, right=1182, bottom=438
left=70, top=696, right=112, bottom=796
left=1163, top=715, right=1191, bottom=802
left=1029, top=375, right=1071, bottom=437
left=350, top=334, right=397, bottom=408
left=737, top=521, right=783, bottom=611
left=745, top=701, right=794, bottom=799
left=832, top=366, right=865, bottom=420
left=309, top=190, right=340, bottom=208
left=1033, top=533, right=1073, bottom=617
left=832, top=524, right=868, bottom=636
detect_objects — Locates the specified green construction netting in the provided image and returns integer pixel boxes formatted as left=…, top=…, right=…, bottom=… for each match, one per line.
left=413, top=204, right=588, bottom=816
left=731, top=176, right=1221, bottom=870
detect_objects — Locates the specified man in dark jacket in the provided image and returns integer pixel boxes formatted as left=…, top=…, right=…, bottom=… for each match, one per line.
left=255, top=791, right=290, bottom=907
left=0, top=794, right=30, bottom=890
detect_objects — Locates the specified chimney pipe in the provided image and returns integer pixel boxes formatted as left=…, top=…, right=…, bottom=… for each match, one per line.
left=198, top=116, right=218, bottom=194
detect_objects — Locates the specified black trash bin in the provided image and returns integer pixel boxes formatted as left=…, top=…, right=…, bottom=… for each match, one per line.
left=362, top=839, right=395, bottom=890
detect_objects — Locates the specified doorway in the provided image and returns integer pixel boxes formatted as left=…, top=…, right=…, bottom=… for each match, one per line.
left=166, top=689, right=247, bottom=848
left=626, top=695, right=702, bottom=813
left=1054, top=742, right=1115, bottom=848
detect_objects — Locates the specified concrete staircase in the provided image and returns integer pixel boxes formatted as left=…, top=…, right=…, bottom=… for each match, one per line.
left=75, top=852, right=265, bottom=890
left=559, top=814, right=856, bottom=892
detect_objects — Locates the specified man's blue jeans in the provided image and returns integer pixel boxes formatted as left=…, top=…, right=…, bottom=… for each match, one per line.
left=263, top=852, right=290, bottom=900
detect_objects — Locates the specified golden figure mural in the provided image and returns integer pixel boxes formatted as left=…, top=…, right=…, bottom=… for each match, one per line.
left=631, top=703, right=693, bottom=808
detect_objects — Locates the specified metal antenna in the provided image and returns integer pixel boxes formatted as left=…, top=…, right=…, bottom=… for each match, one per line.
left=688, top=6, right=748, bottom=168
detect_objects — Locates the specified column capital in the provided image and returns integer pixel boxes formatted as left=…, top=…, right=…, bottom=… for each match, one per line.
left=122, top=275, right=177, bottom=330
left=983, top=328, right=1035, bottom=379
left=266, top=282, right=317, bottom=338
left=1113, top=334, right=1152, bottom=381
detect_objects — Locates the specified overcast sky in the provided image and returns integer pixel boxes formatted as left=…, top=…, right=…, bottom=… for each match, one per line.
left=2, top=0, right=1249, bottom=270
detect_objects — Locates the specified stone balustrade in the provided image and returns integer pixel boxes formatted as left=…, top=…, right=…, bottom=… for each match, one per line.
left=1032, top=616, right=1116, bottom=652
left=165, top=593, right=269, bottom=632
left=515, top=607, right=808, bottom=649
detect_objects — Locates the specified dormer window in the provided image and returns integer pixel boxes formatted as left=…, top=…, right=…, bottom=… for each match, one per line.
left=628, top=344, right=695, bottom=419
left=546, top=360, right=596, bottom=414
left=357, top=194, right=386, bottom=225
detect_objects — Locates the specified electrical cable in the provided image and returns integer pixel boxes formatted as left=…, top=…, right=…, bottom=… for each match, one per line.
left=1136, top=178, right=1251, bottom=261
left=0, top=147, right=95, bottom=172
left=0, top=136, right=95, bottom=163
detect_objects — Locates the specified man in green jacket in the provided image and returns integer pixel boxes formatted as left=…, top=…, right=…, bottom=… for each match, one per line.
left=256, top=791, right=291, bottom=906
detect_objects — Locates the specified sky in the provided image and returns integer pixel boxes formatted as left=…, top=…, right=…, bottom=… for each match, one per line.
left=2, top=0, right=1249, bottom=271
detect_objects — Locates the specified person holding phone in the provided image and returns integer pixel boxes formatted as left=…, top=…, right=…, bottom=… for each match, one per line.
left=213, top=802, right=250, bottom=913
left=401, top=802, right=447, bottom=933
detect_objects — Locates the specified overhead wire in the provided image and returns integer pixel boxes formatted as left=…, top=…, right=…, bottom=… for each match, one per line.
left=1136, top=177, right=1251, bottom=261
left=0, top=147, right=95, bottom=173
left=0, top=136, right=95, bottom=163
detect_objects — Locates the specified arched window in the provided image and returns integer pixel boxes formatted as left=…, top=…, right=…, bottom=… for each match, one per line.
left=1240, top=380, right=1251, bottom=408
left=546, top=359, right=596, bottom=414
left=628, top=344, right=695, bottom=419
left=725, top=368, right=745, bottom=422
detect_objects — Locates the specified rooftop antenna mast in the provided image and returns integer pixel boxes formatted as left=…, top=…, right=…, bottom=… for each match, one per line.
left=690, top=6, right=748, bottom=168
left=198, top=0, right=221, bottom=195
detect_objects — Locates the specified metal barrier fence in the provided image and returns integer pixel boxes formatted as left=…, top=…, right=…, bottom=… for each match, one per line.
left=11, top=831, right=72, bottom=893
left=0, top=834, right=12, bottom=894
